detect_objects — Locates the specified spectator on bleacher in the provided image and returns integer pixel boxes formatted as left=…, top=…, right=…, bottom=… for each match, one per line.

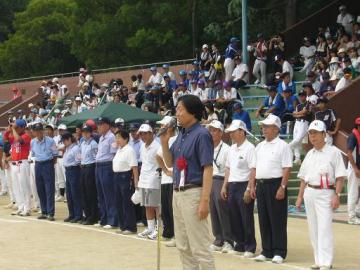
left=216, top=81, right=238, bottom=103
left=172, top=83, right=188, bottom=107
left=147, top=66, right=162, bottom=88
left=335, top=67, right=352, bottom=92
left=198, top=80, right=209, bottom=103
left=232, top=102, right=251, bottom=131
left=305, top=71, right=321, bottom=93
left=191, top=61, right=201, bottom=80
left=337, top=5, right=353, bottom=34
left=210, top=43, right=223, bottom=80
left=348, top=47, right=360, bottom=73
left=277, top=72, right=296, bottom=95
left=231, top=56, right=249, bottom=89
left=255, top=86, right=285, bottom=118
left=189, top=80, right=197, bottom=94
left=269, top=34, right=285, bottom=61
left=178, top=70, right=189, bottom=89
left=281, top=88, right=298, bottom=126
left=12, top=86, right=21, bottom=100
left=162, top=64, right=176, bottom=81
left=74, top=96, right=88, bottom=114
left=299, top=37, right=316, bottom=74
left=135, top=74, right=145, bottom=91
left=327, top=56, right=341, bottom=78
left=224, top=37, right=239, bottom=82
left=252, top=33, right=268, bottom=86
left=203, top=103, right=218, bottom=124
left=326, top=36, right=337, bottom=58
left=161, top=73, right=176, bottom=106
left=316, top=34, right=327, bottom=58
left=313, top=58, right=328, bottom=77
left=319, top=72, right=335, bottom=97
left=275, top=55, right=294, bottom=81
left=204, top=80, right=215, bottom=102
left=314, top=97, right=341, bottom=145
left=200, top=44, right=212, bottom=71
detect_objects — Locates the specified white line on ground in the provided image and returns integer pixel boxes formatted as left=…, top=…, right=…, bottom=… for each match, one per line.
left=14, top=216, right=309, bottom=270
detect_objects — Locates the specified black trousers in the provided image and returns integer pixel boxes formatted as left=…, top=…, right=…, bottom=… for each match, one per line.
left=161, top=183, right=174, bottom=238
left=256, top=178, right=287, bottom=258
left=80, top=164, right=99, bottom=223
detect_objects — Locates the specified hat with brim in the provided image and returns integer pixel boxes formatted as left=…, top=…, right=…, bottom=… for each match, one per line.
left=32, top=123, right=44, bottom=131
left=156, top=116, right=175, bottom=126
left=97, top=117, right=111, bottom=125
left=207, top=120, right=224, bottom=132
left=82, top=125, right=93, bottom=133
left=258, top=114, right=281, bottom=129
left=137, top=124, right=153, bottom=134
left=225, top=120, right=249, bottom=133
left=308, top=120, right=326, bottom=132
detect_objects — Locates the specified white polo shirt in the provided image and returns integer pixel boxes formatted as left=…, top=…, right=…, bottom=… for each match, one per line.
left=297, top=144, right=347, bottom=185
left=113, top=144, right=138, bottom=172
left=232, top=63, right=249, bottom=84
left=299, top=45, right=316, bottom=60
left=213, top=141, right=230, bottom=177
left=282, top=60, right=294, bottom=81
left=139, top=139, right=160, bottom=189
left=226, top=139, right=255, bottom=182
left=148, top=72, right=163, bottom=85
left=217, top=88, right=237, bottom=100
left=255, top=137, right=293, bottom=179
left=156, top=136, right=177, bottom=184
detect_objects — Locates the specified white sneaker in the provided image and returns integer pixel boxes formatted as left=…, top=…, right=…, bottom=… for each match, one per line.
left=254, top=79, right=260, bottom=84
left=147, top=230, right=158, bottom=240
left=348, top=217, right=360, bottom=225
left=244, top=251, right=255, bottom=258
left=103, top=225, right=114, bottom=229
left=209, top=244, right=223, bottom=252
left=294, top=159, right=302, bottom=166
left=165, top=239, right=176, bottom=247
left=221, top=242, right=234, bottom=253
left=254, top=254, right=268, bottom=262
left=272, top=255, right=284, bottom=264
left=19, top=211, right=30, bottom=216
left=138, top=228, right=153, bottom=238
left=93, top=223, right=102, bottom=227
left=121, top=230, right=136, bottom=235
left=310, top=265, right=320, bottom=269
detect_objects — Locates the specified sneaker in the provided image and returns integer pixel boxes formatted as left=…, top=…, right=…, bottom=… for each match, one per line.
left=272, top=255, right=284, bottom=264
left=254, top=79, right=260, bottom=84
left=137, top=222, right=146, bottom=227
left=148, top=230, right=158, bottom=240
left=93, top=223, right=102, bottom=227
left=229, top=250, right=243, bottom=255
left=244, top=251, right=255, bottom=258
left=161, top=237, right=172, bottom=242
left=121, top=230, right=137, bottom=235
left=19, top=211, right=30, bottom=217
left=47, top=216, right=55, bottom=221
left=11, top=210, right=22, bottom=216
left=348, top=217, right=360, bottom=225
left=55, top=195, right=64, bottom=202
left=209, top=244, right=223, bottom=252
left=319, top=267, right=331, bottom=270
left=294, top=159, right=302, bottom=166
left=37, top=214, right=47, bottom=220
left=103, top=225, right=114, bottom=229
left=165, top=239, right=176, bottom=247
left=138, top=228, right=153, bottom=238
left=254, top=254, right=268, bottom=262
left=310, top=265, right=320, bottom=270
left=64, top=217, right=72, bottom=222
left=221, top=242, right=234, bottom=253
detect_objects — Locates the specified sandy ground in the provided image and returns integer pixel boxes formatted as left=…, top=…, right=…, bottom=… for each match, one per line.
left=0, top=196, right=359, bottom=270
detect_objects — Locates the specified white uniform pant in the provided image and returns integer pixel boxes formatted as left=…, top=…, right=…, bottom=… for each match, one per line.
left=252, top=59, right=267, bottom=85
left=289, top=120, right=309, bottom=160
left=304, top=187, right=334, bottom=268
left=301, top=58, right=315, bottom=74
left=0, top=169, right=7, bottom=193
left=29, top=162, right=40, bottom=208
left=224, top=58, right=234, bottom=82
left=10, top=161, right=31, bottom=213
left=347, top=166, right=360, bottom=219
left=55, top=158, right=66, bottom=195
left=5, top=166, right=14, bottom=203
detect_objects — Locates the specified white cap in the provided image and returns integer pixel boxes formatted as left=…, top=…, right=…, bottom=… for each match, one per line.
left=46, top=124, right=55, bottom=129
left=338, top=48, right=346, bottom=54
left=307, top=94, right=319, bottom=105
left=83, top=95, right=90, bottom=100
left=58, top=124, right=67, bottom=130
left=137, top=124, right=153, bottom=133
left=28, top=103, right=34, bottom=108
left=207, top=120, right=224, bottom=131
left=115, top=117, right=125, bottom=124
left=308, top=120, right=326, bottom=132
left=259, top=114, right=281, bottom=129
left=156, top=116, right=175, bottom=126
left=202, top=44, right=208, bottom=49
left=75, top=96, right=82, bottom=101
left=52, top=77, right=59, bottom=83
left=225, top=120, right=248, bottom=133
left=329, top=57, right=339, bottom=64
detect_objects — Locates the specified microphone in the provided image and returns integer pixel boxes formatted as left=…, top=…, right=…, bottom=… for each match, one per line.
left=156, top=117, right=177, bottom=137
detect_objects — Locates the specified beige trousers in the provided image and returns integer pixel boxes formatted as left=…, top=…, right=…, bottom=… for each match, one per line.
left=173, top=187, right=215, bottom=270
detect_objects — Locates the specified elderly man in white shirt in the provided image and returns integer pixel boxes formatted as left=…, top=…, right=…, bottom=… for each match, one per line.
left=147, top=66, right=163, bottom=87
left=221, top=120, right=257, bottom=258
left=299, top=37, right=316, bottom=74
left=296, top=120, right=346, bottom=270
left=232, top=56, right=249, bottom=89
left=206, top=120, right=233, bottom=253
left=250, top=114, right=293, bottom=264
left=337, top=5, right=353, bottom=34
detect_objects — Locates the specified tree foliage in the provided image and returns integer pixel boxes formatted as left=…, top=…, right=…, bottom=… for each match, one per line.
left=0, top=0, right=331, bottom=80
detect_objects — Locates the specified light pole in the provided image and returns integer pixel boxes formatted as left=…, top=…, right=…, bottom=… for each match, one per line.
left=242, top=0, right=248, bottom=64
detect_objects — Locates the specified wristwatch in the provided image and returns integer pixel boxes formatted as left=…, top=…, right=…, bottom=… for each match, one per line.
left=280, top=184, right=286, bottom=190
left=336, top=192, right=341, bottom=197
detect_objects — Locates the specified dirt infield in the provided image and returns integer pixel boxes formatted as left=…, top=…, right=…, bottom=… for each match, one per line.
left=0, top=196, right=359, bottom=270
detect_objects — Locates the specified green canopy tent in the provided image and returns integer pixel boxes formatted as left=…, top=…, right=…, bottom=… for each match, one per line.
left=60, top=102, right=162, bottom=128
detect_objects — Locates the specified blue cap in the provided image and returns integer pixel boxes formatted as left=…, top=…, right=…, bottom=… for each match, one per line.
left=163, top=73, right=169, bottom=78
left=233, top=102, right=243, bottom=110
left=97, top=117, right=111, bottom=125
left=150, top=66, right=157, bottom=71
left=179, top=70, right=187, bottom=76
left=129, top=122, right=141, bottom=131
left=15, top=119, right=26, bottom=128
left=32, top=122, right=43, bottom=130
left=162, top=64, right=169, bottom=68
left=192, top=60, right=199, bottom=66
left=230, top=37, right=238, bottom=43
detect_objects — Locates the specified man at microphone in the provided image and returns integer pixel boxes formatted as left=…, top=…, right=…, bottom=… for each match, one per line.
left=160, top=95, right=215, bottom=269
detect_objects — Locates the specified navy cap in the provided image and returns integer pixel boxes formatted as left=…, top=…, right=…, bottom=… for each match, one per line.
left=61, top=132, right=73, bottom=141
left=192, top=60, right=199, bottom=66
left=179, top=70, right=187, bottom=76
left=129, top=122, right=141, bottom=131
left=150, top=66, right=157, bottom=71
left=15, top=119, right=26, bottom=128
left=97, top=117, right=111, bottom=125
left=163, top=73, right=170, bottom=78
left=298, top=90, right=306, bottom=96
left=233, top=102, right=243, bottom=110
left=266, top=85, right=277, bottom=92
left=82, top=125, right=93, bottom=133
left=32, top=122, right=43, bottom=131
left=230, top=37, right=239, bottom=43
left=162, top=64, right=169, bottom=68
left=17, top=109, right=23, bottom=114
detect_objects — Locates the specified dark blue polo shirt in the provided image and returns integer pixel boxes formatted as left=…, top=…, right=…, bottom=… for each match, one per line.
left=170, top=122, right=214, bottom=188
left=347, top=133, right=360, bottom=169
left=263, top=94, right=285, bottom=117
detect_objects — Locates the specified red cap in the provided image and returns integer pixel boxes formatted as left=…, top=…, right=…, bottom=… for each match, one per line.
left=85, top=119, right=97, bottom=130
left=355, top=118, right=360, bottom=125
left=12, top=86, right=18, bottom=92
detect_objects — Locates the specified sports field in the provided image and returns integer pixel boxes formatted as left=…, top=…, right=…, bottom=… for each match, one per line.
left=0, top=197, right=359, bottom=270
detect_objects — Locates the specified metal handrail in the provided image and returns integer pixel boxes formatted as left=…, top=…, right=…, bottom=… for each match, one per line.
left=0, top=58, right=195, bottom=85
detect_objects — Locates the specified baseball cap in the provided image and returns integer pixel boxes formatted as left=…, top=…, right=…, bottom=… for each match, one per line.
left=338, top=48, right=346, bottom=54
left=129, top=122, right=141, bottom=131
left=156, top=116, right=175, bottom=126
left=202, top=44, right=208, bottom=49
left=339, top=5, right=346, bottom=11
left=54, top=109, right=61, bottom=114
left=308, top=95, right=319, bottom=105
left=298, top=90, right=306, bottom=96
left=274, top=55, right=282, bottom=62
left=61, top=132, right=73, bottom=141
left=230, top=37, right=239, bottom=43
left=150, top=66, right=157, bottom=71
left=97, top=117, right=111, bottom=125
left=30, top=108, right=38, bottom=114
left=257, top=33, right=264, bottom=39
left=233, top=102, right=243, bottom=110
left=32, top=122, right=44, bottom=131
left=82, top=125, right=93, bottom=133
left=259, top=114, right=281, bottom=129
left=179, top=70, right=187, bottom=76
left=137, top=124, right=153, bottom=134
left=115, top=118, right=125, bottom=125
left=225, top=120, right=248, bottom=133
left=75, top=96, right=82, bottom=101
left=355, top=117, right=360, bottom=125
left=162, top=64, right=170, bottom=68
left=85, top=119, right=96, bottom=130
left=65, top=99, right=72, bottom=105
left=302, top=81, right=313, bottom=88
left=308, top=120, right=326, bottom=132
left=28, top=103, right=34, bottom=108
left=197, top=79, right=205, bottom=85
left=207, top=120, right=224, bottom=132
left=15, top=119, right=26, bottom=128
left=266, top=85, right=277, bottom=92
left=192, top=60, right=199, bottom=66
left=45, top=124, right=55, bottom=130
left=58, top=124, right=67, bottom=130
left=163, top=73, right=170, bottom=78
